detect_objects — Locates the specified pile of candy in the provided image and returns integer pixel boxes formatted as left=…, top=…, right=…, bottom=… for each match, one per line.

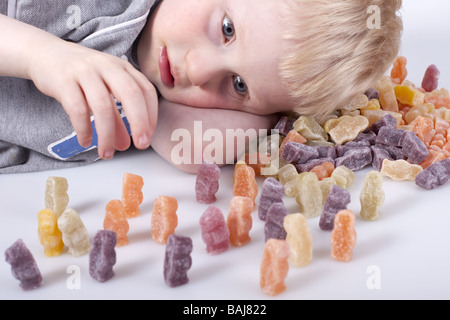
left=4, top=57, right=450, bottom=296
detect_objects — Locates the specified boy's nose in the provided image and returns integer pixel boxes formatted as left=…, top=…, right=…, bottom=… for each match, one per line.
left=185, top=49, right=226, bottom=88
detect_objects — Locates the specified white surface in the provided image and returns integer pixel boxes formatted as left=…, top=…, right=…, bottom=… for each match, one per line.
left=1, top=1, right=450, bottom=300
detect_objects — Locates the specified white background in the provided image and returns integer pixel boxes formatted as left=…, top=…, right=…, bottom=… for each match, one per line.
left=1, top=0, right=450, bottom=300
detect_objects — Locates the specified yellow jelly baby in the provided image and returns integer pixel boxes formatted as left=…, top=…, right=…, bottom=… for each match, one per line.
left=38, top=209, right=64, bottom=257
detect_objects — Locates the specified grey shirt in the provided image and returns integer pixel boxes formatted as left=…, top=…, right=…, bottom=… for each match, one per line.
left=0, top=0, right=158, bottom=173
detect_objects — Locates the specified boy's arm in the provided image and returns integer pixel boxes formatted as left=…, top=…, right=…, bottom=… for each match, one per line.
left=0, top=14, right=157, bottom=159
left=151, top=98, right=280, bottom=174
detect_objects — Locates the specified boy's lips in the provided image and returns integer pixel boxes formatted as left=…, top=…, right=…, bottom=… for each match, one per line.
left=159, top=47, right=175, bottom=88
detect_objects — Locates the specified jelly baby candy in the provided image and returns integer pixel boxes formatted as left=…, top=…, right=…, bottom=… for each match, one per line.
left=264, top=202, right=288, bottom=242
left=199, top=206, right=229, bottom=255
left=279, top=130, right=307, bottom=158
left=103, top=200, right=129, bottom=247
left=195, top=162, right=221, bottom=204
left=380, top=159, right=423, bottom=181
left=394, top=85, right=425, bottom=106
left=390, top=56, right=408, bottom=84
left=274, top=116, right=295, bottom=136
left=45, top=177, right=69, bottom=217
left=399, top=130, right=429, bottom=165
left=293, top=116, right=329, bottom=142
left=375, top=76, right=399, bottom=112
left=164, top=234, right=193, bottom=288
left=37, top=209, right=64, bottom=257
left=295, top=172, right=323, bottom=218
left=227, top=196, right=254, bottom=247
left=422, top=65, right=440, bottom=92
left=360, top=171, right=385, bottom=221
left=319, top=184, right=351, bottom=231
left=89, top=230, right=117, bottom=283
left=151, top=196, right=178, bottom=245
left=260, top=239, right=290, bottom=296
left=415, top=158, right=450, bottom=190
left=258, top=177, right=284, bottom=221
left=310, top=161, right=335, bottom=181
left=326, top=115, right=369, bottom=145
left=282, top=142, right=319, bottom=165
left=331, top=166, right=355, bottom=189
left=233, top=164, right=258, bottom=207
left=284, top=213, right=313, bottom=268
left=57, top=208, right=91, bottom=257
left=121, top=173, right=144, bottom=218
left=5, top=239, right=43, bottom=290
left=335, top=147, right=373, bottom=171
left=330, top=210, right=357, bottom=262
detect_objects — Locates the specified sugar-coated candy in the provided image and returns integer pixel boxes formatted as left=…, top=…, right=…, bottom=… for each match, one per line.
left=293, top=116, right=329, bottom=142
left=399, top=130, right=429, bottom=164
left=391, top=56, right=407, bottom=84
left=104, top=200, right=129, bottom=247
left=394, top=85, right=425, bottom=106
left=57, top=208, right=90, bottom=257
left=37, top=209, right=64, bottom=257
left=371, top=146, right=393, bottom=171
left=164, top=234, right=193, bottom=288
left=331, top=166, right=355, bottom=189
left=319, top=177, right=337, bottom=204
left=279, top=130, right=307, bottom=158
left=295, top=157, right=335, bottom=173
left=258, top=177, right=284, bottom=221
left=375, top=127, right=406, bottom=147
left=45, top=177, right=69, bottom=217
left=367, top=114, right=398, bottom=135
left=151, top=196, right=179, bottom=245
left=264, top=202, right=288, bottom=242
left=5, top=239, right=43, bottom=290
left=282, top=142, right=319, bottom=164
left=365, top=88, right=380, bottom=101
left=404, top=103, right=435, bottom=124
left=310, top=161, right=335, bottom=181
left=277, top=164, right=298, bottom=185
left=195, top=162, right=221, bottom=204
left=335, top=147, right=373, bottom=171
left=330, top=210, right=357, bottom=262
left=199, top=206, right=229, bottom=255
left=380, top=159, right=423, bottom=181
left=422, top=65, right=440, bottom=92
left=260, top=239, right=290, bottom=296
left=360, top=171, right=385, bottom=221
left=89, top=230, right=117, bottom=283
left=274, top=116, right=295, bottom=136
left=326, top=115, right=369, bottom=145
left=284, top=214, right=313, bottom=268
left=227, top=196, right=254, bottom=247
left=415, top=158, right=450, bottom=190
left=412, top=116, right=435, bottom=147
left=233, top=164, right=258, bottom=207
left=295, top=172, right=323, bottom=218
left=121, top=173, right=144, bottom=218
left=319, top=184, right=351, bottom=231
left=375, top=76, right=398, bottom=112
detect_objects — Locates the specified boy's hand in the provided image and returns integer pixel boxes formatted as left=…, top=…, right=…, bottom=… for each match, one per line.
left=28, top=41, right=157, bottom=159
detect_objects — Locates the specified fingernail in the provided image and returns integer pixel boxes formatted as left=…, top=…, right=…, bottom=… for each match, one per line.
left=138, top=133, right=151, bottom=149
left=103, top=149, right=115, bottom=160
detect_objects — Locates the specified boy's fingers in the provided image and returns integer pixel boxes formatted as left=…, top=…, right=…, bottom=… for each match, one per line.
left=114, top=110, right=131, bottom=152
left=80, top=75, right=117, bottom=159
left=60, top=84, right=92, bottom=148
left=107, top=70, right=156, bottom=150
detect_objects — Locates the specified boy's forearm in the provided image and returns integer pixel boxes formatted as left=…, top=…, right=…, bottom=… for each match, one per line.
left=0, top=14, right=61, bottom=79
left=152, top=98, right=279, bottom=173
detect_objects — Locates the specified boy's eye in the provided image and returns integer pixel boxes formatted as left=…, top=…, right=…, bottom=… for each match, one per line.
left=222, top=16, right=235, bottom=41
left=233, top=76, right=247, bottom=95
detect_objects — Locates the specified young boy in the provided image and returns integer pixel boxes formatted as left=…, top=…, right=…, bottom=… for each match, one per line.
left=0, top=0, right=403, bottom=173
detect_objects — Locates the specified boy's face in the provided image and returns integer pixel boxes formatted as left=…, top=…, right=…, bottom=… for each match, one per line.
left=138, top=0, right=291, bottom=115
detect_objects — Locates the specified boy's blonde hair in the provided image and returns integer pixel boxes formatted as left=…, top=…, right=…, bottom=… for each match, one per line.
left=280, top=0, right=403, bottom=122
